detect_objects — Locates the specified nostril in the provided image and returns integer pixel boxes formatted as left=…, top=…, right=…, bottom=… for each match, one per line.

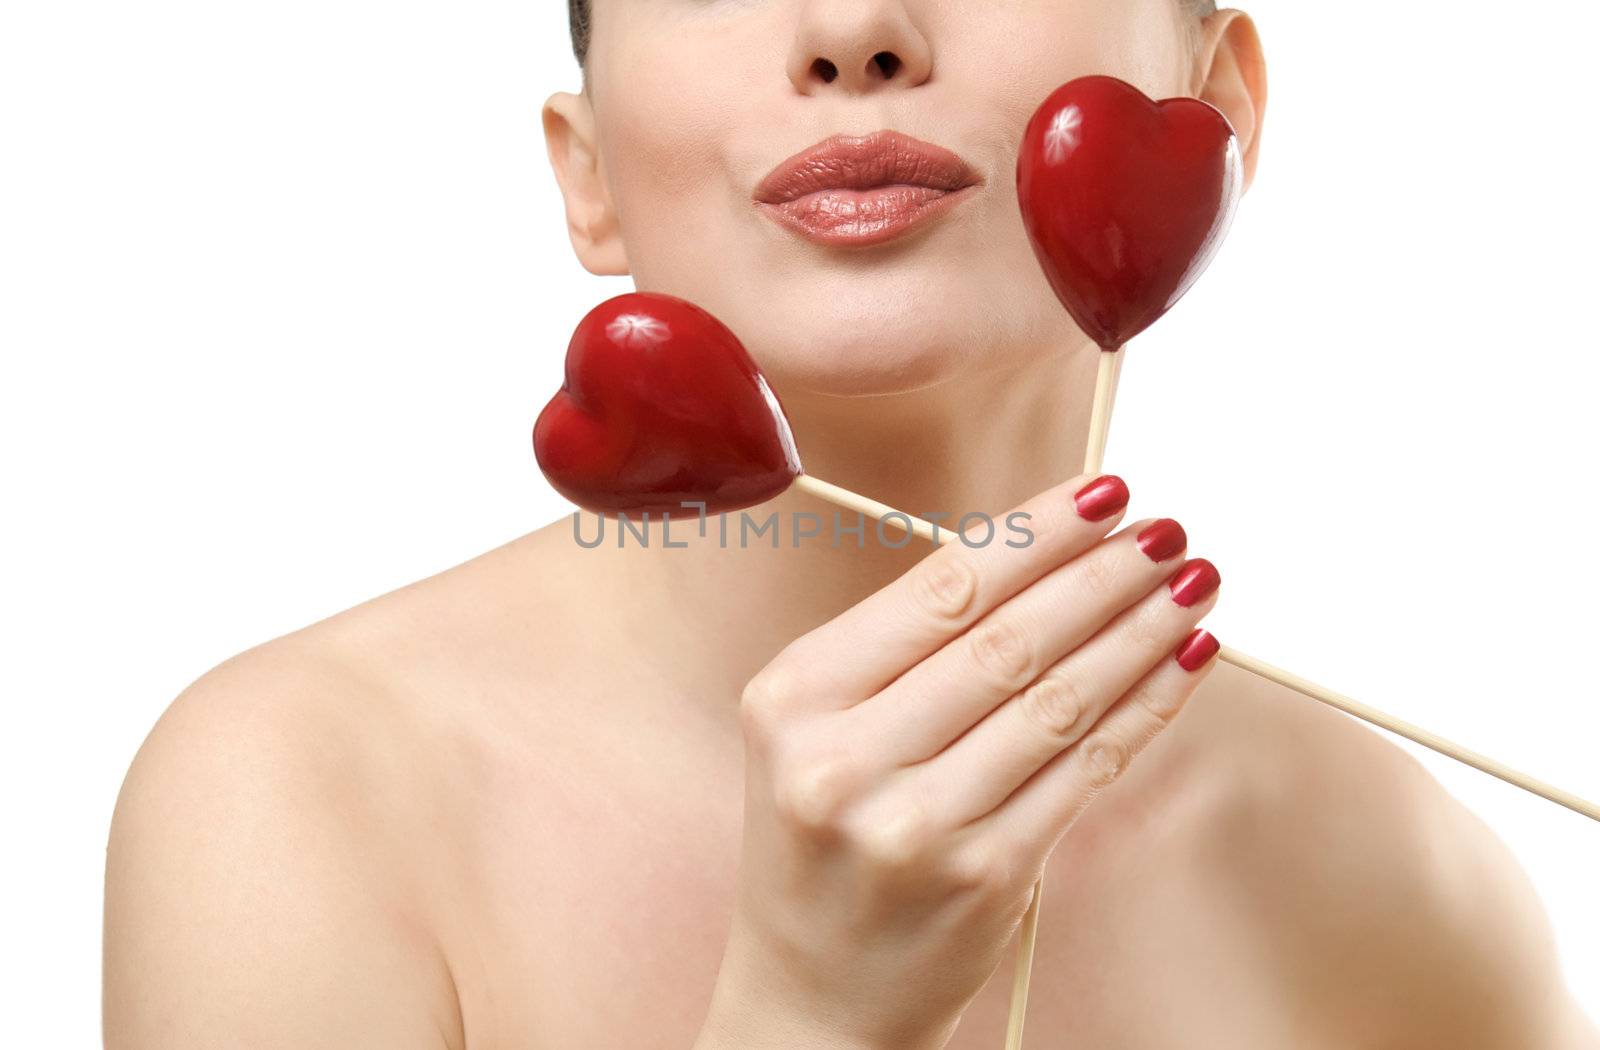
left=810, top=57, right=838, bottom=83
left=871, top=51, right=901, bottom=79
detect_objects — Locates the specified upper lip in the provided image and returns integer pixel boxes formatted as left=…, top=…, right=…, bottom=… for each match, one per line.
left=753, top=129, right=982, bottom=205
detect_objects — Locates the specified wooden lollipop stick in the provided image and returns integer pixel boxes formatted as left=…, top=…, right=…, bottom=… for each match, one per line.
left=791, top=474, right=950, bottom=546
left=1219, top=645, right=1600, bottom=820
left=1081, top=348, right=1124, bottom=476
left=1003, top=877, right=1045, bottom=1050
left=1006, top=864, right=1045, bottom=1046
left=1107, top=346, right=1126, bottom=423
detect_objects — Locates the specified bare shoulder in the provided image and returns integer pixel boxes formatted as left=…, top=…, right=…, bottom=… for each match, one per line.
left=104, top=631, right=461, bottom=1046
left=1170, top=659, right=1598, bottom=1048
left=103, top=522, right=582, bottom=1048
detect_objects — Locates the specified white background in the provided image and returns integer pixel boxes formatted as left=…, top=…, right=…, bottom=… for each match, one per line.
left=4, top=0, right=1597, bottom=1041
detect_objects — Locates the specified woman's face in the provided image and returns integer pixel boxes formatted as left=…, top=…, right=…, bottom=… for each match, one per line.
left=563, top=0, right=1215, bottom=397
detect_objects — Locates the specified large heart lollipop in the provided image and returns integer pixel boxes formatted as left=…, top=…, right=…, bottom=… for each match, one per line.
left=533, top=292, right=801, bottom=517
left=1017, top=74, right=1242, bottom=352
left=1017, top=75, right=1243, bottom=479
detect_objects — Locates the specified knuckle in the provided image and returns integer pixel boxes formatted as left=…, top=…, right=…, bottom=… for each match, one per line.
left=1018, top=673, right=1088, bottom=742
left=968, top=619, right=1033, bottom=689
left=1123, top=600, right=1170, bottom=652
left=1079, top=729, right=1132, bottom=789
left=854, top=802, right=932, bottom=873
left=911, top=557, right=979, bottom=623
left=774, top=755, right=854, bottom=833
left=946, top=845, right=1016, bottom=898
left=1132, top=680, right=1187, bottom=722
left=740, top=664, right=797, bottom=713
left=739, top=667, right=798, bottom=738
left=1077, top=552, right=1119, bottom=601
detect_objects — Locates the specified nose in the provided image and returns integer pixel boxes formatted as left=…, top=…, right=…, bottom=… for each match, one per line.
left=786, top=0, right=933, bottom=95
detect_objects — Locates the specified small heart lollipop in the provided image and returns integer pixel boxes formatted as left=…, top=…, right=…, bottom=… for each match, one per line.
left=1017, top=74, right=1243, bottom=474
left=534, top=292, right=802, bottom=517
left=533, top=291, right=944, bottom=541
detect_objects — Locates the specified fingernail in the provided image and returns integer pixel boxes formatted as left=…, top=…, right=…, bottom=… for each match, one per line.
left=1175, top=628, right=1220, bottom=671
left=1136, top=518, right=1187, bottom=563
left=1074, top=475, right=1129, bottom=522
left=1169, top=558, right=1220, bottom=607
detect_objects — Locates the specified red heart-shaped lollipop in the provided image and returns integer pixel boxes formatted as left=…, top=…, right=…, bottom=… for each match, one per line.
left=533, top=292, right=801, bottom=517
left=1017, top=75, right=1242, bottom=350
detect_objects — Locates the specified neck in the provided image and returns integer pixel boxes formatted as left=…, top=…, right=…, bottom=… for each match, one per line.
left=781, top=347, right=1093, bottom=520
left=561, top=342, right=1099, bottom=706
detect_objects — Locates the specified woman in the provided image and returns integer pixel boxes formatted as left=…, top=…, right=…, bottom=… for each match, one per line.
left=103, top=1, right=1597, bottom=1047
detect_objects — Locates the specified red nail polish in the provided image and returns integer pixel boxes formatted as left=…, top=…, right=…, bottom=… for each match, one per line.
left=1136, top=518, right=1186, bottom=563
left=1169, top=558, right=1220, bottom=607
left=1074, top=475, right=1129, bottom=522
left=1175, top=628, right=1220, bottom=671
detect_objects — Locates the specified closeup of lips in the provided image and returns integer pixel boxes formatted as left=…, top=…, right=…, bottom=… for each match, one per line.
left=753, top=129, right=982, bottom=247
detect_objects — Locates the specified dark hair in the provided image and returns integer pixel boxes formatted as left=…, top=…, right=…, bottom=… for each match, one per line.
left=567, top=0, right=592, bottom=69
left=566, top=0, right=1217, bottom=68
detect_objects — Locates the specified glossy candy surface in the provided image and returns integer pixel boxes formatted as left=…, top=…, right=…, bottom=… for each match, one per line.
left=533, top=292, right=802, bottom=518
left=1016, top=75, right=1243, bottom=350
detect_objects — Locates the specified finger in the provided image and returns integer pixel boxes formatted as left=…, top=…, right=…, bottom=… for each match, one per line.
left=971, top=625, right=1222, bottom=854
left=764, top=473, right=1132, bottom=710
left=901, top=557, right=1220, bottom=829
left=845, top=518, right=1193, bottom=766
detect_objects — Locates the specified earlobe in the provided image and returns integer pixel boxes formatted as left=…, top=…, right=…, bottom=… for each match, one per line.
left=541, top=90, right=630, bottom=276
left=1192, top=10, right=1268, bottom=190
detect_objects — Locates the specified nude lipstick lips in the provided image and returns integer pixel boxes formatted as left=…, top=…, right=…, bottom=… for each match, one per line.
left=754, top=129, right=981, bottom=247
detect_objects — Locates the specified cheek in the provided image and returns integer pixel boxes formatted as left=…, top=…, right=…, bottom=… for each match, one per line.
left=596, top=83, right=726, bottom=250
left=983, top=0, right=1191, bottom=105
left=589, top=16, right=775, bottom=282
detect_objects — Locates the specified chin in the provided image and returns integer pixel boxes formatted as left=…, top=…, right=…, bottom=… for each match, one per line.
left=718, top=273, right=1051, bottom=399
left=728, top=308, right=947, bottom=399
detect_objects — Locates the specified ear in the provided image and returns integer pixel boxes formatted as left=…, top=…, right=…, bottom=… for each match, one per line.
left=1191, top=9, right=1268, bottom=190
left=541, top=90, right=630, bottom=276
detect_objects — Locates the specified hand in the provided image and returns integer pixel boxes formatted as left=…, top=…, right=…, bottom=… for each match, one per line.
left=699, top=473, right=1223, bottom=1050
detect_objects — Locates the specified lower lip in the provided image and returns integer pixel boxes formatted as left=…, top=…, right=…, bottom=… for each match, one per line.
left=757, top=184, right=977, bottom=247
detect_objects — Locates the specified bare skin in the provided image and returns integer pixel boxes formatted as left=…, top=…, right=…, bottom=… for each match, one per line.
left=105, top=1, right=1597, bottom=1046
left=104, top=497, right=1596, bottom=1049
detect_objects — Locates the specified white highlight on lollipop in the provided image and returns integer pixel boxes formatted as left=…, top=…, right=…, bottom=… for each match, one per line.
left=606, top=313, right=671, bottom=349
left=1043, top=105, right=1083, bottom=165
